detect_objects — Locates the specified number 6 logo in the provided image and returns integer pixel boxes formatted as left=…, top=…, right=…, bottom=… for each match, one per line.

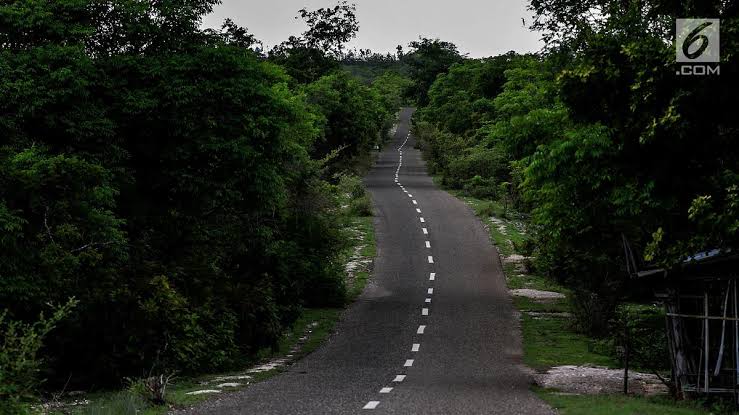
left=677, top=19, right=720, bottom=63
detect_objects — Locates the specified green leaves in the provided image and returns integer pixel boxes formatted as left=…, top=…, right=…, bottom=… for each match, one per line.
left=0, top=298, right=77, bottom=413
left=303, top=71, right=388, bottom=174
left=0, top=0, right=395, bottom=391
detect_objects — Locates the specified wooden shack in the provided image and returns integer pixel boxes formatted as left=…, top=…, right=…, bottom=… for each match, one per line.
left=624, top=241, right=739, bottom=400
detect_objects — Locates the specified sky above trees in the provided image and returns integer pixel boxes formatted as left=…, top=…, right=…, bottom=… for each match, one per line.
left=201, top=0, right=543, bottom=58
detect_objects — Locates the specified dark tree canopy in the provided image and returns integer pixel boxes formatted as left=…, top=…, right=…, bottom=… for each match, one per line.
left=299, top=0, right=359, bottom=58
left=403, top=37, right=465, bottom=106
left=0, top=1, right=404, bottom=405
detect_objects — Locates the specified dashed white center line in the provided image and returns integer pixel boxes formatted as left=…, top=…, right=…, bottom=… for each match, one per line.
left=380, top=387, right=393, bottom=394
left=429, top=272, right=436, bottom=280
left=412, top=200, right=418, bottom=205
left=420, top=217, right=425, bottom=223
left=422, top=308, right=429, bottom=316
left=363, top=401, right=380, bottom=410
left=428, top=288, right=434, bottom=295
left=425, top=298, right=432, bottom=303
left=412, top=343, right=420, bottom=352
left=408, top=194, right=413, bottom=198
left=422, top=227, right=428, bottom=234
left=425, top=241, right=431, bottom=248
left=393, top=375, right=406, bottom=382
left=417, top=325, right=426, bottom=334
left=404, top=359, right=414, bottom=367
left=427, top=255, right=434, bottom=263
left=416, top=208, right=422, bottom=213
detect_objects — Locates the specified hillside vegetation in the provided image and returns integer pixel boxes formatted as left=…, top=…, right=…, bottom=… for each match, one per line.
left=0, top=1, right=412, bottom=412
left=414, top=0, right=737, bottom=346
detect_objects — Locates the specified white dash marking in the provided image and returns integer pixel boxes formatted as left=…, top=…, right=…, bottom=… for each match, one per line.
left=428, top=288, right=434, bottom=295
left=422, top=308, right=429, bottom=316
left=429, top=272, right=436, bottom=281
left=427, top=256, right=434, bottom=264
left=412, top=343, right=420, bottom=352
left=416, top=208, right=422, bottom=213
left=425, top=241, right=431, bottom=248
left=425, top=298, right=432, bottom=303
left=393, top=375, right=406, bottom=382
left=417, top=325, right=426, bottom=334
left=380, top=387, right=393, bottom=394
left=408, top=194, right=413, bottom=198
left=363, top=401, right=380, bottom=410
left=404, top=359, right=414, bottom=367
left=422, top=227, right=428, bottom=234
left=420, top=217, right=425, bottom=223
left=412, top=200, right=418, bottom=205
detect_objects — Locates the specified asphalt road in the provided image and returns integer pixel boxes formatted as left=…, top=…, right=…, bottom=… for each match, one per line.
left=178, top=108, right=553, bottom=414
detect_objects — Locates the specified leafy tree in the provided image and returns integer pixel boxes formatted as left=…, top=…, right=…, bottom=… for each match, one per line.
left=416, top=0, right=738, bottom=336
left=204, top=18, right=262, bottom=50
left=0, top=299, right=77, bottom=414
left=421, top=53, right=524, bottom=135
left=270, top=2, right=359, bottom=83
left=371, top=71, right=413, bottom=113
left=403, top=38, right=464, bottom=106
left=304, top=71, right=388, bottom=174
left=0, top=0, right=396, bottom=391
left=298, top=1, right=358, bottom=58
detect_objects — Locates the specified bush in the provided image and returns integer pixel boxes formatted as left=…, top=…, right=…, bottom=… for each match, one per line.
left=0, top=299, right=77, bottom=414
left=350, top=195, right=373, bottom=217
left=462, top=175, right=497, bottom=199
left=611, top=304, right=670, bottom=372
left=337, top=174, right=373, bottom=217
left=569, top=290, right=617, bottom=337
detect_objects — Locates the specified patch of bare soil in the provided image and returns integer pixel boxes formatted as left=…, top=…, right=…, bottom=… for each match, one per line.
left=510, top=288, right=566, bottom=300
left=535, top=365, right=668, bottom=396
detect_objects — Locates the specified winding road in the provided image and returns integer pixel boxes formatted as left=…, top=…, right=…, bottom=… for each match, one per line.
left=181, top=108, right=552, bottom=414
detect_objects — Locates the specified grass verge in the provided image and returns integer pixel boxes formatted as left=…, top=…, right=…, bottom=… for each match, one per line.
left=446, top=189, right=708, bottom=414
left=535, top=389, right=708, bottom=415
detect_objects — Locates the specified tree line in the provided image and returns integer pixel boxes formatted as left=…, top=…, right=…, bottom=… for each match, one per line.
left=414, top=0, right=737, bottom=337
left=0, top=1, right=414, bottom=411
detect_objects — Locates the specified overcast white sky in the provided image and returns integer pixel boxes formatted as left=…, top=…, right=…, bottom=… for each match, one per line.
left=201, top=0, right=543, bottom=58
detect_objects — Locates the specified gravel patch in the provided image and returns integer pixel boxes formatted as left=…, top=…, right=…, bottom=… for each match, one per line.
left=186, top=390, right=221, bottom=396
left=510, top=289, right=566, bottom=300
left=535, top=365, right=668, bottom=396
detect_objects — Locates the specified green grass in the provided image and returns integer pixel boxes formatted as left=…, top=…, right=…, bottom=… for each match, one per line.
left=71, top=391, right=148, bottom=415
left=522, top=314, right=618, bottom=371
left=536, top=389, right=710, bottom=415
left=506, top=268, right=566, bottom=293
left=513, top=296, right=570, bottom=313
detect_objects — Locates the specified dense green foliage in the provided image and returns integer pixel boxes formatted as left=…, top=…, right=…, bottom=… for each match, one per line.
left=1, top=300, right=76, bottom=414
left=404, top=38, right=465, bottom=106
left=416, top=1, right=738, bottom=336
left=0, top=0, right=403, bottom=402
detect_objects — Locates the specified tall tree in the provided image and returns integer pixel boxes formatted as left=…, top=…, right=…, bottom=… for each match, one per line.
left=403, top=37, right=464, bottom=105
left=270, top=1, right=359, bottom=83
